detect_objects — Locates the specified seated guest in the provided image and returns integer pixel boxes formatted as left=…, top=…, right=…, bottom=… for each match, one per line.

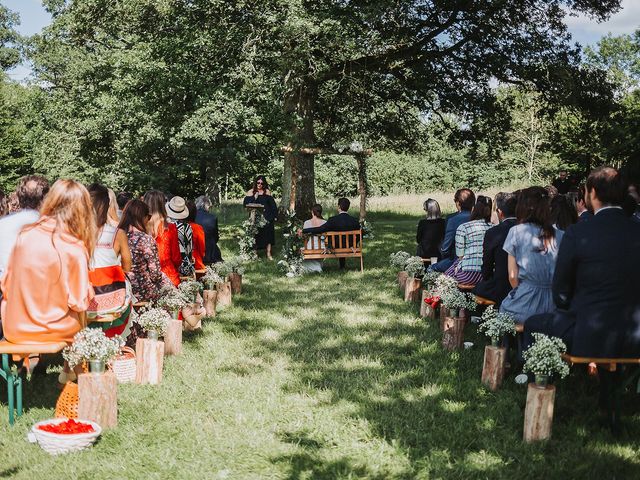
left=1, top=180, right=95, bottom=344
left=576, top=186, right=592, bottom=222
left=107, top=188, right=121, bottom=225
left=166, top=196, right=195, bottom=277
left=302, top=204, right=327, bottom=273
left=302, top=197, right=360, bottom=269
left=416, top=199, right=445, bottom=260
left=500, top=187, right=563, bottom=324
left=116, top=191, right=133, bottom=218
left=195, top=195, right=222, bottom=264
left=143, top=190, right=182, bottom=286
left=525, top=167, right=640, bottom=358
left=0, top=175, right=50, bottom=279
left=444, top=195, right=492, bottom=285
left=550, top=194, right=578, bottom=231
left=87, top=184, right=132, bottom=339
left=119, top=199, right=173, bottom=303
left=430, top=189, right=475, bottom=272
left=187, top=201, right=206, bottom=271
left=472, top=192, right=518, bottom=305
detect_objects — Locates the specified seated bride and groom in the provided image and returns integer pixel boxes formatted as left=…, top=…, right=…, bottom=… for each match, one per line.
left=301, top=197, right=361, bottom=272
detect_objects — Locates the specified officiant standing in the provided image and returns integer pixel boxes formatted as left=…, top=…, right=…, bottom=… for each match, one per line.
left=243, top=175, right=278, bottom=260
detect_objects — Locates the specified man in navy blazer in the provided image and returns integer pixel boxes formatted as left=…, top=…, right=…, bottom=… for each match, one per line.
left=525, top=167, right=640, bottom=359
left=472, top=192, right=517, bottom=305
left=195, top=195, right=222, bottom=264
left=302, top=197, right=360, bottom=269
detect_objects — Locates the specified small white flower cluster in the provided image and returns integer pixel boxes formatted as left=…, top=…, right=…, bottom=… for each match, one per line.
left=333, top=141, right=365, bottom=154
left=179, top=280, right=202, bottom=302
left=226, top=256, right=246, bottom=275
left=279, top=209, right=305, bottom=277
left=201, top=266, right=223, bottom=290
left=433, top=275, right=475, bottom=311
left=478, top=306, right=517, bottom=344
left=523, top=333, right=570, bottom=378
left=135, top=308, right=171, bottom=336
left=278, top=258, right=305, bottom=277
left=239, top=212, right=268, bottom=260
left=157, top=287, right=189, bottom=312
left=211, top=261, right=232, bottom=279
left=359, top=220, right=374, bottom=239
left=422, top=270, right=441, bottom=290
left=63, top=328, right=123, bottom=368
left=404, top=256, right=425, bottom=279
left=389, top=251, right=411, bottom=270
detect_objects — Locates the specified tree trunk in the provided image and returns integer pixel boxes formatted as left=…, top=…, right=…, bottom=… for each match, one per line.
left=481, top=346, right=507, bottom=391
left=356, top=154, right=368, bottom=221
left=164, top=319, right=183, bottom=356
left=78, top=371, right=117, bottom=429
left=281, top=83, right=317, bottom=218
left=404, top=278, right=421, bottom=302
left=442, top=316, right=465, bottom=351
left=203, top=289, right=217, bottom=317
left=135, top=338, right=164, bottom=385
left=216, top=281, right=232, bottom=308
left=523, top=384, right=556, bottom=442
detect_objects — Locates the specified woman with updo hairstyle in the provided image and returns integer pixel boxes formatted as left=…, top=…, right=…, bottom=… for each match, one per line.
left=1, top=180, right=95, bottom=345
left=444, top=195, right=493, bottom=285
left=301, top=203, right=327, bottom=273
left=143, top=190, right=182, bottom=286
left=243, top=175, right=278, bottom=260
left=499, top=186, right=564, bottom=324
left=416, top=198, right=445, bottom=259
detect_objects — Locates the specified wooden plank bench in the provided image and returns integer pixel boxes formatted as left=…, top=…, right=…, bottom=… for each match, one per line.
left=458, top=283, right=475, bottom=292
left=562, top=353, right=640, bottom=432
left=0, top=340, right=68, bottom=425
left=302, top=230, right=363, bottom=272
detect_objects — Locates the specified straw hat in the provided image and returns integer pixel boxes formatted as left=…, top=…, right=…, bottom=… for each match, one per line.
left=166, top=196, right=189, bottom=220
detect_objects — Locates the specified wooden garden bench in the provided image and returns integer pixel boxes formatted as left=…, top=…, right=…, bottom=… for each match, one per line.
left=561, top=354, right=640, bottom=432
left=302, top=230, right=364, bottom=272
left=0, top=340, right=68, bottom=425
left=458, top=283, right=475, bottom=292
left=474, top=295, right=496, bottom=306
left=195, top=269, right=206, bottom=280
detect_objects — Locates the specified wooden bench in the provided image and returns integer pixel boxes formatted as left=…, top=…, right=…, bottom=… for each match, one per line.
left=562, top=354, right=640, bottom=432
left=474, top=295, right=496, bottom=306
left=302, top=230, right=363, bottom=272
left=458, top=283, right=475, bottom=292
left=0, top=340, right=68, bottom=425
left=195, top=269, right=206, bottom=280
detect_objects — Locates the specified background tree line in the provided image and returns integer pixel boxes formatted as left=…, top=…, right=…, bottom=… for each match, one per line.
left=0, top=1, right=638, bottom=205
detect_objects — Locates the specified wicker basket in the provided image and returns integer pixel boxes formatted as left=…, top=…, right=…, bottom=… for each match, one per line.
left=55, top=382, right=79, bottom=419
left=110, top=346, right=136, bottom=383
left=32, top=418, right=102, bottom=455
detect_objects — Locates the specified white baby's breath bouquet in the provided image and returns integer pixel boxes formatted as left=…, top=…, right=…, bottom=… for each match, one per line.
left=389, top=251, right=411, bottom=270
left=226, top=257, right=246, bottom=275
left=212, top=261, right=232, bottom=279
left=63, top=328, right=123, bottom=368
left=433, top=274, right=475, bottom=315
left=157, top=286, right=188, bottom=314
left=404, top=256, right=425, bottom=279
left=179, top=280, right=202, bottom=303
left=478, top=306, right=517, bottom=346
left=201, top=266, right=223, bottom=290
left=422, top=270, right=441, bottom=291
left=523, top=333, right=570, bottom=379
left=135, top=307, right=171, bottom=337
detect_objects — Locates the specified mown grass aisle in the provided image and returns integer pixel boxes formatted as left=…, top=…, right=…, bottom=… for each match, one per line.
left=1, top=207, right=639, bottom=479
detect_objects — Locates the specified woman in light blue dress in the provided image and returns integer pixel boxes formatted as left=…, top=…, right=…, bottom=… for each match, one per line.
left=500, top=187, right=564, bottom=324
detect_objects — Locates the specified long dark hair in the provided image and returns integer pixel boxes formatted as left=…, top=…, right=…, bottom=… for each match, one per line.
left=118, top=199, right=150, bottom=233
left=311, top=203, right=323, bottom=219
left=87, top=183, right=110, bottom=229
left=470, top=195, right=492, bottom=222
left=252, top=175, right=269, bottom=195
left=550, top=194, right=578, bottom=230
left=516, top=186, right=555, bottom=248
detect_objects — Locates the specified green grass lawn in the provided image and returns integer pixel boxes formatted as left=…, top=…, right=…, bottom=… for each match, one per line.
left=1, top=205, right=639, bottom=479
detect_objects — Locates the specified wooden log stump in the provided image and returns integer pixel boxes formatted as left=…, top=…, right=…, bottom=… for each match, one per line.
left=439, top=306, right=448, bottom=331
left=164, top=319, right=183, bottom=356
left=404, top=278, right=422, bottom=302
left=78, top=371, right=117, bottom=429
left=481, top=345, right=507, bottom=391
left=442, top=316, right=465, bottom=351
left=419, top=290, right=436, bottom=320
left=182, top=304, right=204, bottom=332
left=228, top=273, right=242, bottom=295
left=397, top=271, right=408, bottom=290
left=523, top=383, right=556, bottom=442
left=135, top=338, right=164, bottom=385
left=202, top=290, right=218, bottom=317
left=216, top=281, right=233, bottom=309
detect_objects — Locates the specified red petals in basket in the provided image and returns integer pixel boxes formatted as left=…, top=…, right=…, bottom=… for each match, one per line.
left=37, top=419, right=95, bottom=434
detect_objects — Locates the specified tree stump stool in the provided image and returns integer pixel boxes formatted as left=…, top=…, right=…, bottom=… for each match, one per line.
left=228, top=273, right=242, bottom=295
left=397, top=271, right=408, bottom=290
left=78, top=371, right=117, bottom=429
left=442, top=316, right=465, bottom=351
left=217, top=281, right=233, bottom=309
left=420, top=290, right=436, bottom=320
left=404, top=278, right=421, bottom=302
left=523, top=383, right=556, bottom=442
left=481, top=345, right=507, bottom=391
left=135, top=338, right=164, bottom=385
left=202, top=290, right=217, bottom=317
left=439, top=306, right=448, bottom=331
left=164, top=319, right=182, bottom=356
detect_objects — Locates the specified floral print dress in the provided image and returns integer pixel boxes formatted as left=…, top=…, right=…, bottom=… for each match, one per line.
left=126, top=226, right=173, bottom=303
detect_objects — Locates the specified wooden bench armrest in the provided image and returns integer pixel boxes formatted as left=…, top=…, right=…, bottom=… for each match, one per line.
left=561, top=354, right=640, bottom=365
left=474, top=295, right=496, bottom=306
left=458, top=284, right=475, bottom=292
left=0, top=340, right=68, bottom=355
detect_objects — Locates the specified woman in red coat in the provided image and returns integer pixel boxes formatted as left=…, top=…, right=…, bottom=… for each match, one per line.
left=142, top=190, right=181, bottom=286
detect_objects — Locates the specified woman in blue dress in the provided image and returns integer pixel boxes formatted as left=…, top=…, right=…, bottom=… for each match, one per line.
left=500, top=187, right=564, bottom=324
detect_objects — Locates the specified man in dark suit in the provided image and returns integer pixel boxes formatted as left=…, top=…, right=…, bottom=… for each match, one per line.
left=525, top=167, right=640, bottom=359
left=575, top=187, right=593, bottom=222
left=194, top=195, right=222, bottom=264
left=302, top=197, right=360, bottom=269
left=552, top=170, right=572, bottom=195
left=472, top=192, right=517, bottom=305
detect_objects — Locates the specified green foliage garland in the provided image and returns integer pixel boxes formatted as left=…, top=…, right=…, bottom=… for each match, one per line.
left=278, top=210, right=305, bottom=277
left=239, top=213, right=268, bottom=261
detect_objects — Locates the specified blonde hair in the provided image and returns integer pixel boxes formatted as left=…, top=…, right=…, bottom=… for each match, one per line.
left=39, top=179, right=97, bottom=258
left=107, top=188, right=119, bottom=226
